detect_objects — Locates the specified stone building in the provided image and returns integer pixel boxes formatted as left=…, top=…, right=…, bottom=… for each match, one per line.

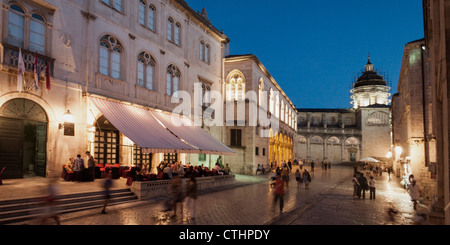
left=296, top=58, right=391, bottom=165
left=0, top=0, right=232, bottom=179
left=223, top=54, right=297, bottom=175
left=391, top=39, right=437, bottom=204
left=423, top=0, right=450, bottom=225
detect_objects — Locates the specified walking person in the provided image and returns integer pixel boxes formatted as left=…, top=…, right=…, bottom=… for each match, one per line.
left=86, top=151, right=96, bottom=181
left=302, top=169, right=311, bottom=190
left=171, top=175, right=184, bottom=217
left=185, top=175, right=198, bottom=221
left=352, top=174, right=359, bottom=197
left=407, top=180, right=421, bottom=210
left=40, top=178, right=61, bottom=225
left=369, top=176, right=376, bottom=200
left=101, top=171, right=113, bottom=214
left=272, top=173, right=285, bottom=213
left=295, top=169, right=302, bottom=188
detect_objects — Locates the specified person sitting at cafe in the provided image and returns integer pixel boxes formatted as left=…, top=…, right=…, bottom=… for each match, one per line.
left=65, top=157, right=74, bottom=171
left=223, top=163, right=231, bottom=175
left=163, top=163, right=173, bottom=179
left=213, top=163, right=224, bottom=175
left=130, top=163, right=144, bottom=181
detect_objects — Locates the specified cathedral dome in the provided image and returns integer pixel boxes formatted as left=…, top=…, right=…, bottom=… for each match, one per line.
left=353, top=57, right=387, bottom=88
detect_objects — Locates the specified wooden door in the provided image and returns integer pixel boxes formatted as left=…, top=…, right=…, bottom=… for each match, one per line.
left=0, top=117, right=23, bottom=178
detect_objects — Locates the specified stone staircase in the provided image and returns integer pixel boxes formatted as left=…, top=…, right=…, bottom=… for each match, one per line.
left=0, top=188, right=137, bottom=224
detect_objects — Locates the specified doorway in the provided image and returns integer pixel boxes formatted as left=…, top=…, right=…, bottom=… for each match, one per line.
left=0, top=99, right=48, bottom=178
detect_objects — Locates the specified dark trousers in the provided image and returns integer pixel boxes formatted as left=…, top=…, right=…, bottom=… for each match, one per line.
left=369, top=187, right=376, bottom=199
left=273, top=194, right=284, bottom=211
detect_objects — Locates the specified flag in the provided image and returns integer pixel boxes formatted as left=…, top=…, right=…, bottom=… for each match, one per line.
left=45, top=60, right=51, bottom=90
left=33, top=51, right=39, bottom=91
left=17, top=48, right=25, bottom=92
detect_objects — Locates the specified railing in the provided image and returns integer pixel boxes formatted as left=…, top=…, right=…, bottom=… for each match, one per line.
left=1, top=43, right=55, bottom=76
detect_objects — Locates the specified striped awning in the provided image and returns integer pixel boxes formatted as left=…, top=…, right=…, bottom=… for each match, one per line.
left=89, top=96, right=234, bottom=155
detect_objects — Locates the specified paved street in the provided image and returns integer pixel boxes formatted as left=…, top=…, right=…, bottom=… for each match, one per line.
left=11, top=165, right=425, bottom=226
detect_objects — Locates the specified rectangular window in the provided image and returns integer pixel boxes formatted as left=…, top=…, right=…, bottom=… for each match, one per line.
left=198, top=154, right=206, bottom=161
left=139, top=3, right=145, bottom=25
left=146, top=66, right=153, bottom=90
left=29, top=20, right=45, bottom=54
left=113, top=0, right=122, bottom=12
left=166, top=73, right=172, bottom=95
left=8, top=12, right=25, bottom=47
left=111, top=51, right=121, bottom=79
left=164, top=153, right=177, bottom=163
left=148, top=8, right=155, bottom=31
left=99, top=47, right=109, bottom=76
left=262, top=148, right=266, bottom=156
left=175, top=24, right=180, bottom=45
left=255, top=147, right=259, bottom=156
left=137, top=62, right=144, bottom=87
left=134, top=145, right=151, bottom=166
left=167, top=20, right=173, bottom=42
left=230, top=129, right=242, bottom=147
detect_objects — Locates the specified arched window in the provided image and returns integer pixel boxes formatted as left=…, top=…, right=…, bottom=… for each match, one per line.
left=139, top=1, right=156, bottom=31
left=200, top=40, right=210, bottom=63
left=166, top=64, right=180, bottom=96
left=205, top=43, right=210, bottom=63
left=258, top=79, right=264, bottom=107
left=137, top=51, right=155, bottom=90
left=226, top=73, right=245, bottom=101
left=285, top=104, right=288, bottom=123
left=280, top=100, right=285, bottom=121
left=8, top=4, right=25, bottom=48
left=29, top=13, right=45, bottom=54
left=311, top=136, right=323, bottom=144
left=168, top=17, right=181, bottom=45
left=345, top=137, right=360, bottom=146
left=200, top=40, right=205, bottom=61
left=175, top=22, right=181, bottom=45
left=327, top=136, right=341, bottom=145
left=298, top=135, right=306, bottom=143
left=275, top=95, right=280, bottom=118
left=167, top=17, right=174, bottom=42
left=269, top=88, right=274, bottom=114
left=367, top=112, right=389, bottom=126
left=99, top=35, right=123, bottom=79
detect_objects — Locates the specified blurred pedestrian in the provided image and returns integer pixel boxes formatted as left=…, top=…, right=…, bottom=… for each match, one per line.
left=101, top=171, right=113, bottom=214
left=407, top=180, right=421, bottom=210
left=302, top=169, right=311, bottom=190
left=369, top=176, right=376, bottom=200
left=295, top=169, right=302, bottom=188
left=171, top=175, right=184, bottom=217
left=40, top=178, right=60, bottom=225
left=272, top=173, right=285, bottom=212
left=352, top=174, right=359, bottom=197
left=185, top=175, right=198, bottom=220
left=86, top=151, right=96, bottom=181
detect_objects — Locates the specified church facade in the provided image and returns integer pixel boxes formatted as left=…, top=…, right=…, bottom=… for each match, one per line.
left=296, top=58, right=392, bottom=165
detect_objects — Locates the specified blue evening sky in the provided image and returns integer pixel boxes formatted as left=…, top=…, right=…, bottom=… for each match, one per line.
left=186, top=0, right=424, bottom=109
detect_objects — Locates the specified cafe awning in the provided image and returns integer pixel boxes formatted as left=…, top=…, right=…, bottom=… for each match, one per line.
left=89, top=96, right=234, bottom=155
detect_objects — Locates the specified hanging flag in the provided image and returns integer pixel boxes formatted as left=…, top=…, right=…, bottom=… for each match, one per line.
left=45, top=60, right=51, bottom=90
left=17, top=49, right=25, bottom=92
left=33, top=51, right=39, bottom=91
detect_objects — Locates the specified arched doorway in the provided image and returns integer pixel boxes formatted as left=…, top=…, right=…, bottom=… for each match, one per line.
left=0, top=98, right=48, bottom=178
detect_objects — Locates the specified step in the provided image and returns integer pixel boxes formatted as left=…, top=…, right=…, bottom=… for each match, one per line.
left=0, top=189, right=137, bottom=225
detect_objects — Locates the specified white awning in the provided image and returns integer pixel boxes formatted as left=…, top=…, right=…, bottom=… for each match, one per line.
left=151, top=110, right=235, bottom=155
left=89, top=96, right=234, bottom=155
